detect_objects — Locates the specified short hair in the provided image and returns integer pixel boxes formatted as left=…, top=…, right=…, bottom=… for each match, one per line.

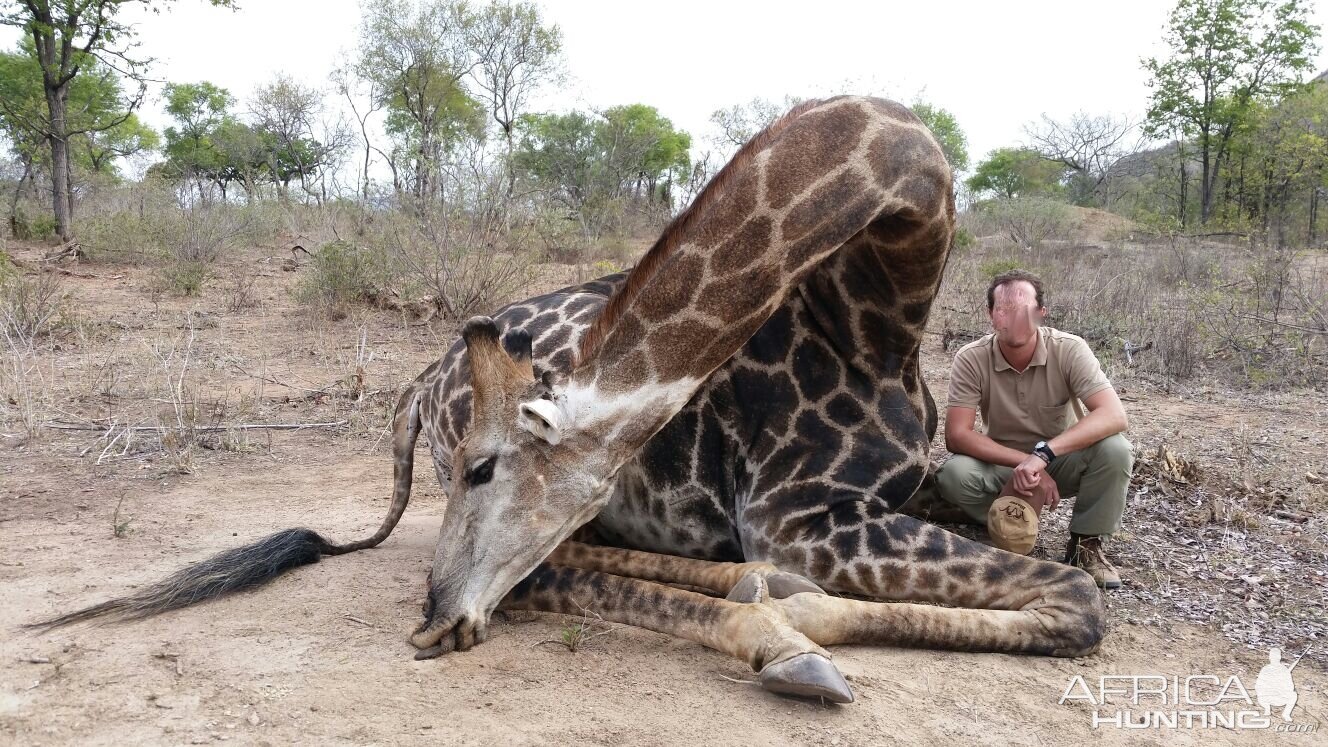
left=987, top=269, right=1045, bottom=311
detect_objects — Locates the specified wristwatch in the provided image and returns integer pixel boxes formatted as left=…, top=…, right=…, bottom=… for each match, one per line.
left=1033, top=441, right=1056, bottom=464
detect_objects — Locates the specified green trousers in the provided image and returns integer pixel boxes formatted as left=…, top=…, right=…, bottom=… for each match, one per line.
left=935, top=434, right=1133, bottom=537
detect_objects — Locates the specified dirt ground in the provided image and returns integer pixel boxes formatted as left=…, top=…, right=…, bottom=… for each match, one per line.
left=2, top=240, right=1326, bottom=745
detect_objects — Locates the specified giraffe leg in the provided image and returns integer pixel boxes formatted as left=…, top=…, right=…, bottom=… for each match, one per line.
left=546, top=541, right=825, bottom=599
left=498, top=564, right=854, bottom=703
left=752, top=509, right=1106, bottom=657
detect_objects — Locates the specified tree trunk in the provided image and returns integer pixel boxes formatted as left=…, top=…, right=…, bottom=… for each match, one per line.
left=65, top=156, right=75, bottom=222
left=8, top=155, right=32, bottom=238
left=1309, top=186, right=1319, bottom=246
left=1199, top=132, right=1212, bottom=225
left=1177, top=137, right=1188, bottom=227
left=45, top=86, right=74, bottom=242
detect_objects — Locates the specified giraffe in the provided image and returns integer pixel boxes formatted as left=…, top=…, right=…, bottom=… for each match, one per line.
left=34, top=97, right=1105, bottom=703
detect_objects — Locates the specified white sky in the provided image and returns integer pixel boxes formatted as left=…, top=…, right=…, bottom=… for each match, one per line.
left=4, top=0, right=1328, bottom=174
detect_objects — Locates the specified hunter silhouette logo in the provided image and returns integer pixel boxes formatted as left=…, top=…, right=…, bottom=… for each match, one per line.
left=1060, top=646, right=1316, bottom=732
left=1255, top=647, right=1300, bottom=722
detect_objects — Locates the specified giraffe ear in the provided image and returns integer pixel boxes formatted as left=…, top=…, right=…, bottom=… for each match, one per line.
left=518, top=398, right=563, bottom=445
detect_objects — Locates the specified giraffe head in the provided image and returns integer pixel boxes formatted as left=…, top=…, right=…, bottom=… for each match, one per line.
left=411, top=316, right=621, bottom=654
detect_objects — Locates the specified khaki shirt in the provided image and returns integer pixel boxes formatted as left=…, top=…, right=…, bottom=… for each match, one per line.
left=947, top=326, right=1112, bottom=452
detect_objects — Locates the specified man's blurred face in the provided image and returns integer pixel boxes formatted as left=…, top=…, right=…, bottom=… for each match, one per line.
left=989, top=280, right=1046, bottom=349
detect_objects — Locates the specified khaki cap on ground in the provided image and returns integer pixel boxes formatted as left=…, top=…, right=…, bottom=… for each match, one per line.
left=987, top=495, right=1039, bottom=555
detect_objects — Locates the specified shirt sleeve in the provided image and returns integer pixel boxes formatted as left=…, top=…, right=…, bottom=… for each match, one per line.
left=947, top=347, right=983, bottom=409
left=1065, top=338, right=1112, bottom=400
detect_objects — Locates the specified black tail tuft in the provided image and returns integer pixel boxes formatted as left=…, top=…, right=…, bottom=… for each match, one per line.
left=27, top=528, right=331, bottom=631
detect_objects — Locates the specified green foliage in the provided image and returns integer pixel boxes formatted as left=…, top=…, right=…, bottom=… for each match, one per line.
left=978, top=258, right=1026, bottom=280
left=295, top=240, right=392, bottom=314
left=952, top=227, right=976, bottom=251
left=162, top=81, right=236, bottom=183
left=83, top=114, right=160, bottom=177
left=1142, top=0, right=1320, bottom=224
left=966, top=148, right=1064, bottom=199
left=0, top=41, right=155, bottom=177
left=155, top=260, right=211, bottom=297
left=357, top=0, right=487, bottom=199
left=12, top=212, right=58, bottom=241
left=910, top=102, right=969, bottom=173
left=514, top=104, right=691, bottom=237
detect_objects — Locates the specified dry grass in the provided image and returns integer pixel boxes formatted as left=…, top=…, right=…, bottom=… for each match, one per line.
left=935, top=226, right=1328, bottom=389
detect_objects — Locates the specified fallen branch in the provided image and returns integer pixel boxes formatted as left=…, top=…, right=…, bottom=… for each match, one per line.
left=1228, top=313, right=1328, bottom=335
left=42, top=420, right=348, bottom=433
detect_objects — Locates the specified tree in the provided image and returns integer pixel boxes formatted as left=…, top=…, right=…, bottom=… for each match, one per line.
left=1143, top=0, right=1320, bottom=225
left=0, top=41, right=148, bottom=228
left=161, top=81, right=235, bottom=199
left=1226, top=81, right=1328, bottom=242
left=0, top=0, right=234, bottom=242
left=250, top=74, right=349, bottom=202
left=357, top=0, right=478, bottom=202
left=966, top=147, right=1064, bottom=200
left=515, top=105, right=692, bottom=237
left=910, top=102, right=969, bottom=174
left=709, top=96, right=801, bottom=151
left=331, top=65, right=387, bottom=201
left=80, top=113, right=158, bottom=176
left=598, top=104, right=691, bottom=203
left=514, top=110, right=604, bottom=234
left=464, top=0, right=562, bottom=195
left=1025, top=112, right=1140, bottom=207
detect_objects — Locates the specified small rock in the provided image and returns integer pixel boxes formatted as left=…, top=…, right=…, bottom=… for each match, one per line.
left=246, top=712, right=260, bottom=727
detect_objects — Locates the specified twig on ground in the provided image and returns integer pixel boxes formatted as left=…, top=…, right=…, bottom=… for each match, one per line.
left=44, top=420, right=348, bottom=433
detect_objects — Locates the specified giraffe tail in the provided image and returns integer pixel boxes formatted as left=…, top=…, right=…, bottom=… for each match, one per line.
left=25, top=385, right=426, bottom=631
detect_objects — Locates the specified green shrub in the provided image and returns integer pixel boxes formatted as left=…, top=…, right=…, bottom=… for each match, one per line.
left=154, top=260, right=211, bottom=297
left=952, top=226, right=976, bottom=250
left=295, top=240, right=390, bottom=315
left=13, top=212, right=58, bottom=241
left=978, top=258, right=1025, bottom=280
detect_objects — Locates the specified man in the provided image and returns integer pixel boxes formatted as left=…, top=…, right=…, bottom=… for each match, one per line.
left=937, top=269, right=1132, bottom=589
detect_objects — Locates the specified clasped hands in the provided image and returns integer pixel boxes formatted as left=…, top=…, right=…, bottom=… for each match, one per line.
left=1006, top=454, right=1061, bottom=514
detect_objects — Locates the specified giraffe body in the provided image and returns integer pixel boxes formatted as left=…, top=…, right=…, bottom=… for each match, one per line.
left=35, top=98, right=1105, bottom=702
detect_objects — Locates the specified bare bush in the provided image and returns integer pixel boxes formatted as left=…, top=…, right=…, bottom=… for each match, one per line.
left=982, top=197, right=1078, bottom=249
left=387, top=207, right=534, bottom=320
left=935, top=227, right=1328, bottom=388
left=1, top=271, right=66, bottom=349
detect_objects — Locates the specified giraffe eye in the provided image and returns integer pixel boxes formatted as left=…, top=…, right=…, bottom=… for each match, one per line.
left=465, top=457, right=496, bottom=487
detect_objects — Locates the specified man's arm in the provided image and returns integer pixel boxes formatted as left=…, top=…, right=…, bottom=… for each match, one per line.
left=944, top=405, right=1028, bottom=468
left=1046, top=386, right=1129, bottom=458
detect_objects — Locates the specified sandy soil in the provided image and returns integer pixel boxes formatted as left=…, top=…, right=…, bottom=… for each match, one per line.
left=2, top=241, right=1325, bottom=745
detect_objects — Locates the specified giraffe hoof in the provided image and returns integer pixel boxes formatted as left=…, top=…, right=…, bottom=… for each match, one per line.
left=759, top=653, right=854, bottom=704
left=764, top=571, right=826, bottom=599
left=413, top=644, right=446, bottom=660
left=726, top=572, right=769, bottom=604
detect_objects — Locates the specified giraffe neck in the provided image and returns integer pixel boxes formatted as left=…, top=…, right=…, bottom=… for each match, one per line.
left=563, top=96, right=954, bottom=454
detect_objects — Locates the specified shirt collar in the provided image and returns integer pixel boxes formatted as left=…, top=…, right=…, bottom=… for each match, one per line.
left=993, top=327, right=1048, bottom=372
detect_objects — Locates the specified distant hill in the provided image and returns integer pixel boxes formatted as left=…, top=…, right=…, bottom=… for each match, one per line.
left=1316, top=69, right=1327, bottom=83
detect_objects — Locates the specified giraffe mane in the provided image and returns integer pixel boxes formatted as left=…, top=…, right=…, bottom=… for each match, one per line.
left=574, top=97, right=825, bottom=368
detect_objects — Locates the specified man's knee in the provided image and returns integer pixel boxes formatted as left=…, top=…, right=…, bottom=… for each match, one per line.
left=936, top=455, right=994, bottom=500
left=1085, top=433, right=1133, bottom=472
